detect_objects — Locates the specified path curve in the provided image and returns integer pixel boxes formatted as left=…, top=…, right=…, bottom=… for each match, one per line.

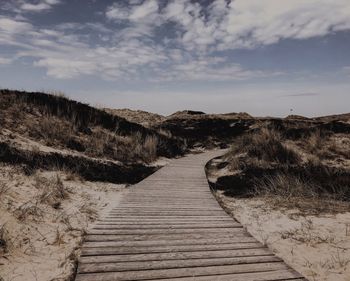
left=75, top=150, right=305, bottom=281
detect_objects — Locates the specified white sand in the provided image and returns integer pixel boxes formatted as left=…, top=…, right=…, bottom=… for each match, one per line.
left=217, top=192, right=350, bottom=281
left=0, top=165, right=126, bottom=281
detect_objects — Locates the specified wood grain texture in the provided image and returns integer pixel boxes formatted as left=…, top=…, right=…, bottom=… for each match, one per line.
left=75, top=151, right=306, bottom=281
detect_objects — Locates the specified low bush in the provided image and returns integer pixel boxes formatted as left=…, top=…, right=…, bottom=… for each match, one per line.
left=37, top=174, right=69, bottom=207
left=229, top=127, right=300, bottom=164
left=252, top=171, right=350, bottom=213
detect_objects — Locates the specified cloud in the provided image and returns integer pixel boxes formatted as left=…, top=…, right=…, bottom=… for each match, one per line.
left=157, top=55, right=283, bottom=82
left=33, top=58, right=97, bottom=79
left=105, top=0, right=350, bottom=52
left=0, top=16, right=34, bottom=47
left=12, top=22, right=167, bottom=80
left=106, top=0, right=160, bottom=23
left=20, top=2, right=52, bottom=12
left=1, top=1, right=350, bottom=82
left=0, top=0, right=62, bottom=13
left=0, top=57, right=12, bottom=65
left=0, top=17, right=32, bottom=33
left=159, top=0, right=350, bottom=51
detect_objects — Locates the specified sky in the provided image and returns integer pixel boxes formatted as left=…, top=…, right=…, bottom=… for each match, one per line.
left=0, top=0, right=350, bottom=117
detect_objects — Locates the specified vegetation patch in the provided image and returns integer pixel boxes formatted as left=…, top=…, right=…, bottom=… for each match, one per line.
left=208, top=124, right=350, bottom=214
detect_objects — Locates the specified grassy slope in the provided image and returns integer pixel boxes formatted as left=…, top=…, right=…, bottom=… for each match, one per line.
left=0, top=90, right=185, bottom=183
left=207, top=120, right=350, bottom=213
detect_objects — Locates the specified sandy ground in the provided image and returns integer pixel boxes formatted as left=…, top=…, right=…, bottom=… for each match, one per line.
left=216, top=191, right=350, bottom=281
left=0, top=164, right=126, bottom=281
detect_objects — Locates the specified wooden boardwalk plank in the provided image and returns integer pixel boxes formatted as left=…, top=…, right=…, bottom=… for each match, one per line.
left=80, top=248, right=275, bottom=263
left=82, top=238, right=259, bottom=249
left=75, top=151, right=306, bottom=281
left=78, top=256, right=282, bottom=273
left=81, top=242, right=265, bottom=256
left=75, top=262, right=292, bottom=281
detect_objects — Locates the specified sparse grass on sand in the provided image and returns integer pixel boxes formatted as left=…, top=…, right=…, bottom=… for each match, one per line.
left=220, top=125, right=350, bottom=213
left=0, top=90, right=184, bottom=166
left=0, top=164, right=125, bottom=281
left=207, top=123, right=350, bottom=281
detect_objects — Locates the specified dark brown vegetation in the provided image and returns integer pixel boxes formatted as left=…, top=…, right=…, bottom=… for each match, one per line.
left=207, top=119, right=350, bottom=213
left=0, top=90, right=184, bottom=159
left=2, top=89, right=350, bottom=192
left=107, top=108, right=255, bottom=149
left=0, top=142, right=156, bottom=183
left=0, top=89, right=184, bottom=183
left=155, top=113, right=253, bottom=149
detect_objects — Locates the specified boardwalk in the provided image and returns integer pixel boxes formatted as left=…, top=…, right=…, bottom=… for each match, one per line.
left=76, top=151, right=305, bottom=281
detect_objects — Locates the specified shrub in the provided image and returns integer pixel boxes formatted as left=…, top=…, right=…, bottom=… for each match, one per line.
left=36, top=174, right=69, bottom=207
left=252, top=172, right=350, bottom=213
left=253, top=173, right=317, bottom=198
left=230, top=128, right=300, bottom=164
left=142, top=135, right=158, bottom=163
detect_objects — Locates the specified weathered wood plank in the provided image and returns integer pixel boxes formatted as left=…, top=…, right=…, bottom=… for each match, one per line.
left=78, top=256, right=282, bottom=273
left=80, top=248, right=274, bottom=263
left=85, top=232, right=251, bottom=242
left=75, top=151, right=306, bottom=281
left=142, top=270, right=304, bottom=281
left=75, top=262, right=289, bottom=281
left=87, top=227, right=244, bottom=235
left=81, top=242, right=264, bottom=256
left=82, top=238, right=259, bottom=249
left=93, top=223, right=242, bottom=229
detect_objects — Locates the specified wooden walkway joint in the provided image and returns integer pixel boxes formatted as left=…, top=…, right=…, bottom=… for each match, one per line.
left=76, top=151, right=306, bottom=281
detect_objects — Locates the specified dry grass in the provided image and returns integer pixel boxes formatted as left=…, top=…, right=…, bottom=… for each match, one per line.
left=229, top=127, right=300, bottom=164
left=14, top=200, right=44, bottom=221
left=253, top=173, right=350, bottom=213
left=0, top=90, right=184, bottom=167
left=301, top=130, right=350, bottom=161
left=142, top=135, right=158, bottom=163
left=64, top=171, right=84, bottom=182
left=218, top=125, right=350, bottom=214
left=50, top=229, right=65, bottom=246
left=0, top=224, right=9, bottom=255
left=305, top=129, right=324, bottom=152
left=31, top=115, right=77, bottom=148
left=83, top=130, right=160, bottom=164
left=157, top=129, right=172, bottom=138
left=253, top=173, right=317, bottom=198
left=0, top=181, right=10, bottom=198
left=36, top=174, right=70, bottom=208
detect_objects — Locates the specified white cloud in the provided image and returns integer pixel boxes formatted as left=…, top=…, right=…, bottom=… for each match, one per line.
left=0, top=17, right=32, bottom=33
left=0, top=57, right=12, bottom=65
left=158, top=56, right=283, bottom=82
left=167, top=0, right=350, bottom=51
left=1, top=1, right=350, bottom=82
left=0, top=16, right=34, bottom=48
left=17, top=0, right=61, bottom=12
left=10, top=21, right=167, bottom=80
left=20, top=3, right=51, bottom=12
left=33, top=58, right=97, bottom=79
left=105, top=0, right=350, bottom=52
left=106, top=4, right=130, bottom=21
left=106, top=0, right=159, bottom=22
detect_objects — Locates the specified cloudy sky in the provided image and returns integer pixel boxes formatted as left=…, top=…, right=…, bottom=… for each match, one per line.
left=0, top=0, right=350, bottom=116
